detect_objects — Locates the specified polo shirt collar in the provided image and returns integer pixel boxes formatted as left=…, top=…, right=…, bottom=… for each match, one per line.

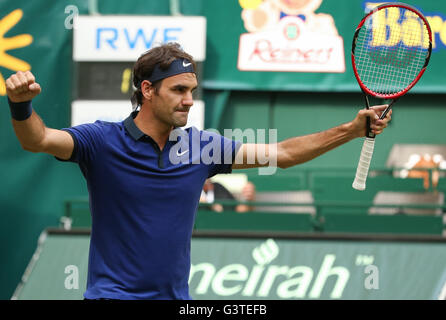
left=124, top=111, right=145, bottom=140
left=123, top=111, right=183, bottom=143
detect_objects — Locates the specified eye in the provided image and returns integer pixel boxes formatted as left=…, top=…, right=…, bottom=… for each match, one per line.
left=174, top=86, right=186, bottom=93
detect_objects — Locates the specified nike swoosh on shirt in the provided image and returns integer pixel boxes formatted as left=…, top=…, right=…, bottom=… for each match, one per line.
left=177, top=150, right=189, bottom=156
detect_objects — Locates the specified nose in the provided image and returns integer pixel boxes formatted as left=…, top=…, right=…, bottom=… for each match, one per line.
left=182, top=92, right=194, bottom=107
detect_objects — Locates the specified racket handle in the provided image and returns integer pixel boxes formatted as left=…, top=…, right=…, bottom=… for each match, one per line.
left=352, top=137, right=375, bottom=191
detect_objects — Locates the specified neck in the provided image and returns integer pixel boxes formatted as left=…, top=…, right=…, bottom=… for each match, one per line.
left=133, top=106, right=173, bottom=150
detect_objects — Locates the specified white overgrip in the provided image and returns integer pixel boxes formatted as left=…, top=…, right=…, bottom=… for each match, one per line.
left=352, top=137, right=375, bottom=191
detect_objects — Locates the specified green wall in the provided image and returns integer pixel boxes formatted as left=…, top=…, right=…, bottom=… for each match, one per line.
left=0, top=0, right=204, bottom=300
left=216, top=91, right=446, bottom=173
left=0, top=0, right=88, bottom=299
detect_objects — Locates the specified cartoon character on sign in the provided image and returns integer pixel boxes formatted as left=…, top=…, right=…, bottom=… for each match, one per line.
left=240, top=0, right=338, bottom=36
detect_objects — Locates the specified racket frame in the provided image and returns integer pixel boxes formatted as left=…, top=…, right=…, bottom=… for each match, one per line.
left=352, top=3, right=432, bottom=124
left=351, top=2, right=433, bottom=190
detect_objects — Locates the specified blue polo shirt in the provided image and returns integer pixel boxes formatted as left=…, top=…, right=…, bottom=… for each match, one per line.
left=60, top=112, right=241, bottom=300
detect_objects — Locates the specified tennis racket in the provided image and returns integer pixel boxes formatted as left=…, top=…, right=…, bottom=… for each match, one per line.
left=351, top=2, right=432, bottom=191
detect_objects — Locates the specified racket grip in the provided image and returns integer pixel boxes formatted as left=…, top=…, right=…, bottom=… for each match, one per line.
left=352, top=137, right=375, bottom=191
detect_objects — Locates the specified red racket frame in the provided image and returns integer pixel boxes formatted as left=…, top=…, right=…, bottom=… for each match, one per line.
left=351, top=2, right=432, bottom=100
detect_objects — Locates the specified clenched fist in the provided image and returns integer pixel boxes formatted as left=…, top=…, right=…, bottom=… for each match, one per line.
left=6, top=71, right=41, bottom=103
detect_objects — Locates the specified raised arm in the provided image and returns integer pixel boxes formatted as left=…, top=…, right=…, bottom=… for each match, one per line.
left=232, top=105, right=391, bottom=170
left=6, top=71, right=74, bottom=160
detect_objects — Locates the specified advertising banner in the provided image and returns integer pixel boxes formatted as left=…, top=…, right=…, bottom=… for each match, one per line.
left=73, top=15, right=206, bottom=62
left=14, top=232, right=446, bottom=300
left=190, top=236, right=446, bottom=299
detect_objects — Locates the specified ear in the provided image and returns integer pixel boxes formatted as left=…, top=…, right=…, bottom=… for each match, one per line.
left=141, top=80, right=154, bottom=101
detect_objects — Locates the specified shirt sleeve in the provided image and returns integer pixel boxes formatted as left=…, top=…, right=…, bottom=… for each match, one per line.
left=55, top=121, right=106, bottom=165
left=200, top=130, right=242, bottom=178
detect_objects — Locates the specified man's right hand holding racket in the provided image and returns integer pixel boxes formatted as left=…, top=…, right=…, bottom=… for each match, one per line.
left=350, top=104, right=392, bottom=138
left=349, top=3, right=432, bottom=190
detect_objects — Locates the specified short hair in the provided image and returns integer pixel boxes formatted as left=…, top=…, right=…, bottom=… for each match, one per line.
left=131, top=43, right=196, bottom=108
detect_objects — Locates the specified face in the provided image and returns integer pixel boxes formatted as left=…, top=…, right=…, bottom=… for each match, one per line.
left=147, top=72, right=198, bottom=128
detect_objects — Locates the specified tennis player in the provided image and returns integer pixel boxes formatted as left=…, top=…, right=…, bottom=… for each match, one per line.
left=5, top=42, right=391, bottom=300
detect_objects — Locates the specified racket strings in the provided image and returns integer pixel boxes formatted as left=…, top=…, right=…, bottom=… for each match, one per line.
left=354, top=7, right=430, bottom=96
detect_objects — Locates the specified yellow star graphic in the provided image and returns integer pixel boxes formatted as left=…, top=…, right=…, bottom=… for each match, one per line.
left=0, top=9, right=33, bottom=95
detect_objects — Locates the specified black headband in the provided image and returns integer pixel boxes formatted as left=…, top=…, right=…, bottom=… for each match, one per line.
left=137, top=58, right=195, bottom=87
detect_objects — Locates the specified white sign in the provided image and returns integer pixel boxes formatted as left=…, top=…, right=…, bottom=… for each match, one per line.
left=71, top=100, right=132, bottom=126
left=238, top=16, right=345, bottom=73
left=71, top=100, right=205, bottom=130
left=73, top=16, right=206, bottom=62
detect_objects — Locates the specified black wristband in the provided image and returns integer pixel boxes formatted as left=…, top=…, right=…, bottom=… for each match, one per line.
left=8, top=98, right=33, bottom=121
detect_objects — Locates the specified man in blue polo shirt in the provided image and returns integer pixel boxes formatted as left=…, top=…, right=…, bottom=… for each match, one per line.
left=6, top=43, right=391, bottom=300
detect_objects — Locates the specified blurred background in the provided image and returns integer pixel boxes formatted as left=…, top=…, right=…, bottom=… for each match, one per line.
left=1, top=0, right=446, bottom=300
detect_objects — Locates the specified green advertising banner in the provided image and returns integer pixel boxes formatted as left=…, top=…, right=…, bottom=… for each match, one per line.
left=190, top=236, right=446, bottom=300
left=202, top=0, right=446, bottom=92
left=14, top=231, right=446, bottom=300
